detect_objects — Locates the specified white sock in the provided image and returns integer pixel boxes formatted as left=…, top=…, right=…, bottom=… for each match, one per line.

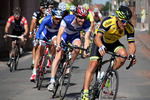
left=32, top=60, right=34, bottom=64
left=50, top=78, right=55, bottom=83
left=33, top=68, right=36, bottom=75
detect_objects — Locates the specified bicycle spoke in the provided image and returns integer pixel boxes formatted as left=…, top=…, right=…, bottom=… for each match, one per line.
left=99, top=70, right=119, bottom=100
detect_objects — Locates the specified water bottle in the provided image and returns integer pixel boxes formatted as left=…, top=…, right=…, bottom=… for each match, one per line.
left=99, top=71, right=105, bottom=82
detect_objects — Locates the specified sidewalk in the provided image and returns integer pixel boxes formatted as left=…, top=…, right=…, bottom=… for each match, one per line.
left=135, top=29, right=150, bottom=59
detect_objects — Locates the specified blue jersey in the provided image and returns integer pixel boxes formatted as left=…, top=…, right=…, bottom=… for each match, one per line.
left=60, top=15, right=91, bottom=35
left=36, top=15, right=60, bottom=39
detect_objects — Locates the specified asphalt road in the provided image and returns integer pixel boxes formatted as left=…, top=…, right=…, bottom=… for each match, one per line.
left=0, top=35, right=150, bottom=100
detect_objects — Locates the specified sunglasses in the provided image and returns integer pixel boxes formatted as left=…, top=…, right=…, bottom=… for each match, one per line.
left=121, top=20, right=128, bottom=24
left=77, top=16, right=86, bottom=19
left=119, top=18, right=128, bottom=24
left=53, top=16, right=62, bottom=20
left=14, top=14, right=20, bottom=17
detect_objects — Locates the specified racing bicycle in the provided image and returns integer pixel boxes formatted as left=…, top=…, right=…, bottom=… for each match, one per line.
left=36, top=40, right=54, bottom=90
left=51, top=42, right=89, bottom=100
left=81, top=51, right=135, bottom=100
left=5, top=35, right=25, bottom=72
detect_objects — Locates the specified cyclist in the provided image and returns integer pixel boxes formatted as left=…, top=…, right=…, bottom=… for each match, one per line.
left=30, top=8, right=63, bottom=82
left=58, top=2, right=70, bottom=18
left=47, top=6, right=91, bottom=91
left=93, top=7, right=102, bottom=29
left=69, top=5, right=76, bottom=15
left=45, top=0, right=54, bottom=15
left=29, top=0, right=48, bottom=69
left=82, top=3, right=94, bottom=33
left=82, top=5, right=137, bottom=100
left=81, top=4, right=95, bottom=57
left=4, top=7, right=28, bottom=66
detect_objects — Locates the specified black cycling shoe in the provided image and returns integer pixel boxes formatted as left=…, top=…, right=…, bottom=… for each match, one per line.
left=7, top=59, right=11, bottom=67
left=31, top=64, right=34, bottom=69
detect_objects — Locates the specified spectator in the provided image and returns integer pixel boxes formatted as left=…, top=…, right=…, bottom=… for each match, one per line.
left=140, top=6, right=146, bottom=31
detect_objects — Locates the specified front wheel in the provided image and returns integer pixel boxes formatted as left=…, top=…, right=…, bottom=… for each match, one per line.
left=10, top=59, right=15, bottom=72
left=59, top=61, right=71, bottom=100
left=98, top=70, right=119, bottom=100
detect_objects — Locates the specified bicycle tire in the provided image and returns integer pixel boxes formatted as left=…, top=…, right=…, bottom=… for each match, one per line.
left=98, top=70, right=119, bottom=100
left=38, top=55, right=47, bottom=90
left=51, top=64, right=62, bottom=98
left=10, top=59, right=15, bottom=72
left=59, top=61, right=71, bottom=100
left=15, top=52, right=19, bottom=70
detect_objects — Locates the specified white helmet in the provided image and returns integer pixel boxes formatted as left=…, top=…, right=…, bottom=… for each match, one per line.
left=82, top=3, right=89, bottom=10
left=93, top=8, right=99, bottom=12
left=70, top=5, right=76, bottom=12
left=58, top=2, right=67, bottom=11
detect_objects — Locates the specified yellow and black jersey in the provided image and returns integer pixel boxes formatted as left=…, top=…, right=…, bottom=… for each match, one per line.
left=96, top=16, right=135, bottom=44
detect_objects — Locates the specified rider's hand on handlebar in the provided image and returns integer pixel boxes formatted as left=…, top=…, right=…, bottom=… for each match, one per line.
left=56, top=45, right=61, bottom=52
left=98, top=45, right=106, bottom=56
left=129, top=55, right=136, bottom=66
left=83, top=51, right=89, bottom=58
left=3, top=34, right=8, bottom=38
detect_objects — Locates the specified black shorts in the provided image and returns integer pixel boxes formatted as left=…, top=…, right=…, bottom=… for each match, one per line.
left=90, top=38, right=125, bottom=61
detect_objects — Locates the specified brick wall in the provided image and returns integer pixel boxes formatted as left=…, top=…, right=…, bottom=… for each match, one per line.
left=0, top=0, right=40, bottom=56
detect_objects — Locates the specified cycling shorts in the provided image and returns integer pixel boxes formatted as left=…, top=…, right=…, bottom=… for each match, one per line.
left=61, top=32, right=81, bottom=44
left=90, top=38, right=125, bottom=61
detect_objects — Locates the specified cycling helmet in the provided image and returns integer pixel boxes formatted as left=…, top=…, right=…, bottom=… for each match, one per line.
left=47, top=0, right=53, bottom=5
left=40, top=0, right=48, bottom=8
left=52, top=8, right=63, bottom=18
left=82, top=3, right=89, bottom=10
left=13, top=7, right=21, bottom=16
left=66, top=3, right=70, bottom=11
left=75, top=6, right=88, bottom=17
left=58, top=2, right=67, bottom=11
left=70, top=5, right=76, bottom=12
left=116, top=5, right=132, bottom=20
left=93, top=8, right=99, bottom=13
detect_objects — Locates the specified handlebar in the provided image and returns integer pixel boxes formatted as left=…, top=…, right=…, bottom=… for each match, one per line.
left=7, top=35, right=24, bottom=39
left=59, top=42, right=89, bottom=54
left=106, top=51, right=134, bottom=70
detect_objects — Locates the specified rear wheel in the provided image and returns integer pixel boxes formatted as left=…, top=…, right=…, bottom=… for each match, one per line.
left=15, top=53, right=19, bottom=70
left=98, top=70, right=119, bottom=100
left=59, top=61, right=71, bottom=100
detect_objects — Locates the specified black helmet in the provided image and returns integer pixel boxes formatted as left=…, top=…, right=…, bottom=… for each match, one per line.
left=47, top=0, right=53, bottom=5
left=40, top=0, right=48, bottom=8
left=52, top=8, right=63, bottom=18
left=116, top=5, right=132, bottom=20
left=13, top=7, right=21, bottom=16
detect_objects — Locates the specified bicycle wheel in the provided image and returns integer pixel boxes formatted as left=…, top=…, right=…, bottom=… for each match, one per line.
left=51, top=64, right=62, bottom=98
left=59, top=61, right=71, bottom=100
left=37, top=55, right=47, bottom=90
left=98, top=70, right=119, bottom=100
left=10, top=59, right=15, bottom=72
left=15, top=52, right=19, bottom=70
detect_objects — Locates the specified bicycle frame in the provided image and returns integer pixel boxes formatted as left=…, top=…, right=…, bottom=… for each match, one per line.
left=90, top=51, right=133, bottom=100
left=6, top=35, right=23, bottom=72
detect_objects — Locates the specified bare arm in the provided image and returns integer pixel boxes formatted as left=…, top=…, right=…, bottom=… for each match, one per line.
left=29, top=18, right=36, bottom=34
left=57, top=26, right=65, bottom=47
left=84, top=32, right=90, bottom=49
left=94, top=33, right=103, bottom=48
left=23, top=24, right=29, bottom=36
left=128, top=42, right=136, bottom=55
left=128, top=42, right=136, bottom=65
left=90, top=21, right=95, bottom=33
left=5, top=22, right=11, bottom=33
